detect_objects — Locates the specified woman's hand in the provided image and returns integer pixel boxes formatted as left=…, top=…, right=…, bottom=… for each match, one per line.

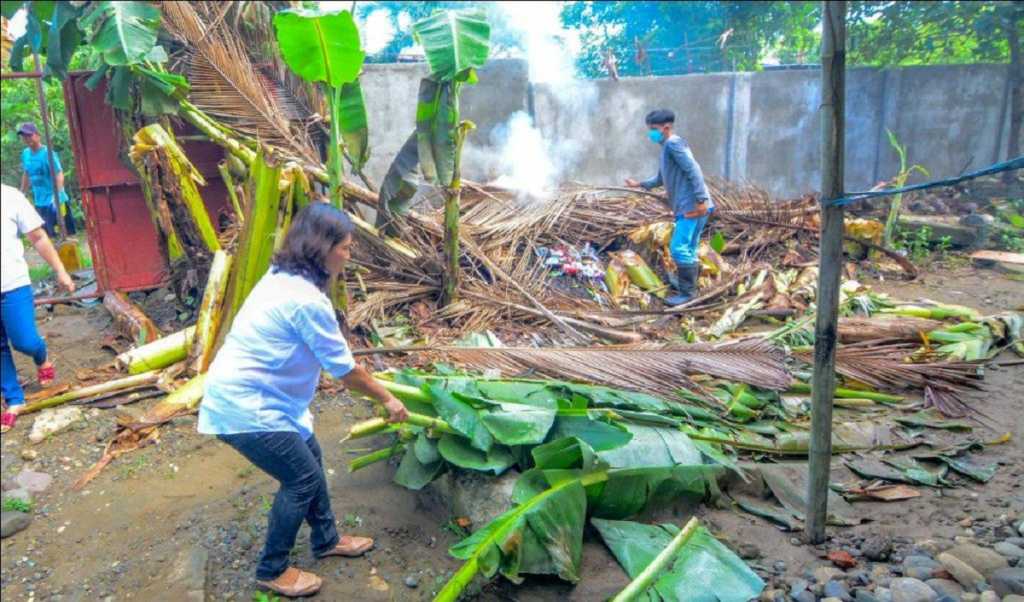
left=56, top=270, right=75, bottom=293
left=383, top=397, right=409, bottom=423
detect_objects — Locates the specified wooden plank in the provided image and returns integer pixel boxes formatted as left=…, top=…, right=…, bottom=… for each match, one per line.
left=970, top=250, right=1024, bottom=265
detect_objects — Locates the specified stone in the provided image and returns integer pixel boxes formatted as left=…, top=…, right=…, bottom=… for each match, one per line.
left=946, top=545, right=1009, bottom=579
left=995, top=543, right=1024, bottom=560
left=1002, top=595, right=1024, bottom=602
left=28, top=407, right=84, bottom=444
left=404, top=574, right=419, bottom=589
left=926, top=579, right=964, bottom=599
left=938, top=552, right=987, bottom=591
left=961, top=518, right=976, bottom=528
left=795, top=591, right=816, bottom=602
left=14, top=470, right=52, bottom=493
left=960, top=594, right=979, bottom=602
left=816, top=566, right=847, bottom=583
left=916, top=541, right=953, bottom=557
left=977, top=592, right=998, bottom=602
left=990, top=568, right=1024, bottom=597
left=1007, top=539, right=1024, bottom=548
left=854, top=589, right=880, bottom=602
left=831, top=550, right=859, bottom=569
left=848, top=570, right=871, bottom=587
left=1, top=510, right=32, bottom=538
left=738, top=543, right=762, bottom=560
left=774, top=560, right=788, bottom=573
left=891, top=577, right=940, bottom=602
left=825, top=580, right=853, bottom=601
left=824, top=598, right=845, bottom=602
left=864, top=536, right=894, bottom=561
left=20, top=449, right=38, bottom=461
left=436, top=469, right=519, bottom=528
left=876, top=587, right=893, bottom=602
left=790, top=579, right=811, bottom=596
left=165, top=546, right=208, bottom=602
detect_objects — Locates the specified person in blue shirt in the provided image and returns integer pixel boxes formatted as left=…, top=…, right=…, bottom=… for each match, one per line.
left=198, top=203, right=409, bottom=598
left=18, top=122, right=75, bottom=237
left=626, top=109, right=714, bottom=306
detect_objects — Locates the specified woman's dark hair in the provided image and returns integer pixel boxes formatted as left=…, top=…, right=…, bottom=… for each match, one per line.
left=645, top=109, right=675, bottom=125
left=271, top=202, right=354, bottom=289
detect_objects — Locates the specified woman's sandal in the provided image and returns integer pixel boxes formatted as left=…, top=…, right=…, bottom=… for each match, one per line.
left=256, top=567, right=322, bottom=598
left=317, top=535, right=374, bottom=558
left=1, top=411, right=17, bottom=433
left=37, top=363, right=56, bottom=388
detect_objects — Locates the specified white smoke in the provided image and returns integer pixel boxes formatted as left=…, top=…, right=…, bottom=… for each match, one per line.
left=475, top=2, right=598, bottom=200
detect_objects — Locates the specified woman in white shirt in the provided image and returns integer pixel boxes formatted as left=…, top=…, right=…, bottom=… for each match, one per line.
left=198, top=202, right=408, bottom=598
left=1, top=184, right=75, bottom=432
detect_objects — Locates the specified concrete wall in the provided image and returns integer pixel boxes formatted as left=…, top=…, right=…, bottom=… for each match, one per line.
left=534, top=64, right=1016, bottom=198
left=360, top=59, right=529, bottom=185
left=363, top=60, right=1016, bottom=198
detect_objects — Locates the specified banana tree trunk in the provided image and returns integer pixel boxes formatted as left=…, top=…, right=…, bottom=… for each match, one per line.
left=442, top=186, right=461, bottom=306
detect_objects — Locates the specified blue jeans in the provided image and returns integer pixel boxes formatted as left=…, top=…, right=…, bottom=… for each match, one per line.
left=669, top=212, right=711, bottom=266
left=1, top=285, right=48, bottom=407
left=218, top=432, right=340, bottom=581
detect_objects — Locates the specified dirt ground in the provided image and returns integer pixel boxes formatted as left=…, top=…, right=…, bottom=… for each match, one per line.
left=1, top=260, right=1022, bottom=602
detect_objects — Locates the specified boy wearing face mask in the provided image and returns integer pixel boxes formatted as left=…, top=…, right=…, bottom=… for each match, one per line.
left=625, top=109, right=714, bottom=306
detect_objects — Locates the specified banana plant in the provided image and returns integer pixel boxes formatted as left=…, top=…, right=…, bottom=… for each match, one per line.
left=379, top=10, right=491, bottom=306
left=272, top=7, right=367, bottom=208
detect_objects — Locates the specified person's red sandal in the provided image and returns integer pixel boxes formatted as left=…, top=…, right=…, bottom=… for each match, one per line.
left=37, top=362, right=56, bottom=387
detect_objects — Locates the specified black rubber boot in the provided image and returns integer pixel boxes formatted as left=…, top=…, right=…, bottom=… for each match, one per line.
left=664, top=264, right=699, bottom=307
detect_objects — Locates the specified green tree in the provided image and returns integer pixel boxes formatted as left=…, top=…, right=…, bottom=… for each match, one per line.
left=561, top=1, right=821, bottom=78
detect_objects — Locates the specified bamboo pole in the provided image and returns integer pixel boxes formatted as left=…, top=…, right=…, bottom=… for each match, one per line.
left=807, top=0, right=846, bottom=545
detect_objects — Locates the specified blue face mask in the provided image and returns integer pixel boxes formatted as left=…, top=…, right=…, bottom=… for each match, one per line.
left=647, top=129, right=664, bottom=144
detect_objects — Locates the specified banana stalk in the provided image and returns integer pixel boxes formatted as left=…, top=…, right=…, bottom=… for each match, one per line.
left=190, top=251, right=233, bottom=374
left=18, top=371, right=162, bottom=415
left=116, top=327, right=196, bottom=374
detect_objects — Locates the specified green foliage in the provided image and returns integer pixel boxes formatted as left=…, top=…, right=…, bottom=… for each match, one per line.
left=563, top=2, right=821, bottom=78
left=847, top=1, right=1021, bottom=67
left=1, top=497, right=33, bottom=513
left=78, top=1, right=162, bottom=66
left=882, top=129, right=929, bottom=247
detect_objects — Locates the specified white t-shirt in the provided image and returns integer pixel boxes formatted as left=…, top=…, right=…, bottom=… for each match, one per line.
left=2, top=184, right=45, bottom=293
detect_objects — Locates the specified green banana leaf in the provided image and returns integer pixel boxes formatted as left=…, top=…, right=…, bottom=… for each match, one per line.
left=45, top=1, right=83, bottom=79
left=79, top=1, right=162, bottom=66
left=437, top=434, right=514, bottom=475
left=412, top=9, right=491, bottom=82
left=592, top=518, right=764, bottom=602
left=480, top=402, right=557, bottom=446
left=272, top=8, right=364, bottom=88
left=598, top=424, right=701, bottom=469
left=394, top=445, right=444, bottom=490
left=429, top=383, right=494, bottom=452
left=377, top=132, right=421, bottom=223
left=436, top=438, right=722, bottom=601
left=338, top=80, right=370, bottom=173
left=415, top=77, right=458, bottom=186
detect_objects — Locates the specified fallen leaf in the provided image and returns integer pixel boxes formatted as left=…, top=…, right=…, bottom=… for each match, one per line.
left=828, top=550, right=857, bottom=569
left=368, top=575, right=389, bottom=592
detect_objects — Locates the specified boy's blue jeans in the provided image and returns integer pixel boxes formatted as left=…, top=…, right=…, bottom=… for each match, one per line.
left=218, top=431, right=340, bottom=581
left=1, top=285, right=48, bottom=406
left=669, top=212, right=711, bottom=267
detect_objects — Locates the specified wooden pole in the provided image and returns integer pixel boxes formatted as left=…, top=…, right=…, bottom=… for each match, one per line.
left=32, top=51, right=69, bottom=237
left=806, top=0, right=846, bottom=545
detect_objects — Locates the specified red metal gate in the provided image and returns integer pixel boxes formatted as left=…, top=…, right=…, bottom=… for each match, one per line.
left=63, top=72, right=230, bottom=292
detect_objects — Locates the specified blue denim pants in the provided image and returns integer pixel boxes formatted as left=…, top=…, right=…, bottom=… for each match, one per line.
left=218, top=431, right=340, bottom=581
left=1, top=285, right=48, bottom=406
left=669, top=212, right=711, bottom=267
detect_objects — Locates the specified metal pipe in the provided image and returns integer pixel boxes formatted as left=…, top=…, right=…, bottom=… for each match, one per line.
left=34, top=292, right=104, bottom=306
left=31, top=51, right=70, bottom=236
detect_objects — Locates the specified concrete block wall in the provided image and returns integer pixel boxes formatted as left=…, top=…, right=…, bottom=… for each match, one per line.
left=362, top=59, right=1016, bottom=198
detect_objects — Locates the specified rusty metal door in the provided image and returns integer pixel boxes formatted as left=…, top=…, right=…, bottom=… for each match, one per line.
left=63, top=72, right=230, bottom=292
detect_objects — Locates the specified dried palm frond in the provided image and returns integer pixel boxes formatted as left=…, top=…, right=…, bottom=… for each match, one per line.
left=160, top=2, right=319, bottom=165
left=435, top=338, right=791, bottom=396
left=795, top=341, right=984, bottom=393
